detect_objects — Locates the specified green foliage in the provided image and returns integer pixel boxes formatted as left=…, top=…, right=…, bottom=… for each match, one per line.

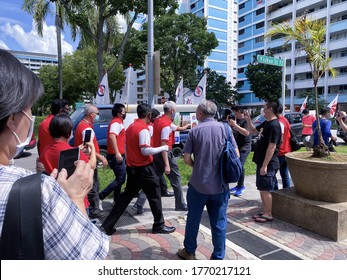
left=123, top=13, right=218, bottom=100
left=245, top=54, right=283, bottom=101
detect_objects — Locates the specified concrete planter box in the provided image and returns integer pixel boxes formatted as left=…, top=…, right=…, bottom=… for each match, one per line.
left=285, top=152, right=347, bottom=203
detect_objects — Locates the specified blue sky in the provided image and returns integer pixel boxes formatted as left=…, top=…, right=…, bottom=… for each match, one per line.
left=0, top=0, right=78, bottom=55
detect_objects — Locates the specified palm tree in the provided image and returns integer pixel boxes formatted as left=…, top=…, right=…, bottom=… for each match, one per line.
left=23, top=0, right=66, bottom=99
left=266, top=14, right=338, bottom=158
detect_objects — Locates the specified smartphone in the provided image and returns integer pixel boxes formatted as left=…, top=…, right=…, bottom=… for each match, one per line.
left=58, top=148, right=80, bottom=178
left=83, top=129, right=92, bottom=145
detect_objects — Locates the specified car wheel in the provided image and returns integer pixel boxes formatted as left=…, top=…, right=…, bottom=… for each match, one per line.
left=172, top=147, right=183, bottom=158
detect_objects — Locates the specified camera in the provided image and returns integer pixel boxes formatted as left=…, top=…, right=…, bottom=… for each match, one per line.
left=227, top=113, right=236, bottom=121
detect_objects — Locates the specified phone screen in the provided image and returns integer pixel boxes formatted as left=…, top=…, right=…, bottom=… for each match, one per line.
left=83, top=130, right=92, bottom=145
left=58, top=148, right=80, bottom=178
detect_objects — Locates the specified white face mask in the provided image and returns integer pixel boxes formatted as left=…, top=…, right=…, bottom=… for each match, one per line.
left=9, top=111, right=35, bottom=158
left=260, top=108, right=265, bottom=117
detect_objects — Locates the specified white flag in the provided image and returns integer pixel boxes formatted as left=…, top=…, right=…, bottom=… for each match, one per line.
left=175, top=78, right=184, bottom=104
left=191, top=73, right=207, bottom=105
left=96, top=73, right=110, bottom=104
left=120, top=66, right=132, bottom=104
left=327, top=94, right=339, bottom=118
left=114, top=91, right=121, bottom=103
left=300, top=96, right=308, bottom=112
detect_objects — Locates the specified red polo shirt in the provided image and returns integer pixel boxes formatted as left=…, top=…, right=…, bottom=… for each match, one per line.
left=152, top=115, right=177, bottom=149
left=125, top=119, right=152, bottom=167
left=39, top=141, right=90, bottom=208
left=278, top=115, right=292, bottom=156
left=74, top=119, right=100, bottom=154
left=107, top=117, right=125, bottom=155
left=38, top=114, right=54, bottom=155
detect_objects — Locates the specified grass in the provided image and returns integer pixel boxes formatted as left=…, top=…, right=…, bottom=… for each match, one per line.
left=34, top=116, right=46, bottom=138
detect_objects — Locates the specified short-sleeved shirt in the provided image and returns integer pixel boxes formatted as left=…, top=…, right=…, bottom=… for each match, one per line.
left=252, top=119, right=281, bottom=168
left=125, top=119, right=152, bottom=167
left=312, top=118, right=332, bottom=146
left=39, top=141, right=90, bottom=209
left=232, top=118, right=251, bottom=152
left=152, top=115, right=178, bottom=149
left=0, top=165, right=109, bottom=260
left=183, top=118, right=237, bottom=195
left=74, top=119, right=100, bottom=154
left=38, top=114, right=54, bottom=155
left=107, top=117, right=125, bottom=155
left=278, top=115, right=292, bottom=156
left=302, top=114, right=316, bottom=135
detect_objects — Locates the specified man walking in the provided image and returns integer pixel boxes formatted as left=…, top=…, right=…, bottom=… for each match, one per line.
left=229, top=106, right=251, bottom=197
left=152, top=101, right=190, bottom=211
left=244, top=100, right=281, bottom=223
left=99, top=103, right=126, bottom=203
left=177, top=100, right=238, bottom=260
left=74, top=104, right=108, bottom=219
left=101, top=104, right=176, bottom=235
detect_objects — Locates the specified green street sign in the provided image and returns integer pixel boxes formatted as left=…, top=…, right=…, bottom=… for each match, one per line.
left=257, top=55, right=284, bottom=67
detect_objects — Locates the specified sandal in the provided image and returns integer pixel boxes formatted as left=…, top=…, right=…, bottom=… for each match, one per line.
left=252, top=213, right=263, bottom=219
left=254, top=214, right=273, bottom=223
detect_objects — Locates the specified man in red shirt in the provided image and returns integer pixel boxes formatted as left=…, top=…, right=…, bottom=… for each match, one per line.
left=40, top=114, right=96, bottom=212
left=74, top=104, right=108, bottom=219
left=99, top=103, right=126, bottom=203
left=152, top=101, right=190, bottom=211
left=101, top=103, right=175, bottom=235
left=36, top=99, right=69, bottom=171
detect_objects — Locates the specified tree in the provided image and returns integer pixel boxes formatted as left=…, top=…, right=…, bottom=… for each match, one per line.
left=123, top=12, right=218, bottom=101
left=61, top=0, right=178, bottom=85
left=23, top=0, right=67, bottom=99
left=266, top=15, right=338, bottom=157
left=245, top=54, right=283, bottom=101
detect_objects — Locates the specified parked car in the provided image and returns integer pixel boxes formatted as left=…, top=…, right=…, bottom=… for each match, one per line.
left=337, top=127, right=347, bottom=143
left=14, top=134, right=37, bottom=159
left=251, top=112, right=303, bottom=151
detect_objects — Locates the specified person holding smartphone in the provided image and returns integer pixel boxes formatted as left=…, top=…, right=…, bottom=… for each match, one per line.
left=336, top=111, right=347, bottom=132
left=40, top=114, right=97, bottom=213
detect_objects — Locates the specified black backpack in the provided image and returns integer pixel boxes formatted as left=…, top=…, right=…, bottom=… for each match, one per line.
left=220, top=123, right=243, bottom=184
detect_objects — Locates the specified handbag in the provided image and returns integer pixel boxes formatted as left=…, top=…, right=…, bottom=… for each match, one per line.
left=0, top=173, right=44, bottom=260
left=289, top=129, right=301, bottom=151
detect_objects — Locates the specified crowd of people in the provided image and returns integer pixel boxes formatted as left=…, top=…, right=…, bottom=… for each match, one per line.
left=1, top=49, right=347, bottom=260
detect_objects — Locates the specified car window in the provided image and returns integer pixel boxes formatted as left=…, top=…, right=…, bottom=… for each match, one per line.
left=292, top=113, right=302, bottom=124
left=284, top=114, right=291, bottom=123
left=69, top=107, right=85, bottom=123
left=96, top=108, right=112, bottom=123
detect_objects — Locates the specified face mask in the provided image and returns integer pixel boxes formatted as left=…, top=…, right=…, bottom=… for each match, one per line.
left=10, top=111, right=35, bottom=158
left=121, top=113, right=126, bottom=120
left=171, top=112, right=176, bottom=121
left=94, top=114, right=99, bottom=122
left=260, top=108, right=265, bottom=117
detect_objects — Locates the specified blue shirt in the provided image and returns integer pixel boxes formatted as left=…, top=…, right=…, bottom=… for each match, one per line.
left=183, top=118, right=237, bottom=195
left=312, top=118, right=332, bottom=146
left=0, top=165, right=109, bottom=260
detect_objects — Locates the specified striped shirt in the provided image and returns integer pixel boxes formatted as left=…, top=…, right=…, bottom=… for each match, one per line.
left=0, top=165, right=109, bottom=260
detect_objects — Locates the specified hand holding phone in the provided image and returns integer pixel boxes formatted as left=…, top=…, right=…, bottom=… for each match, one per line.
left=83, top=129, right=92, bottom=145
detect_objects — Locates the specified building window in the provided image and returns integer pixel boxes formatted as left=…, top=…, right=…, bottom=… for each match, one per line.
left=256, top=22, right=264, bottom=29
left=256, top=7, right=265, bottom=15
left=238, top=68, right=244, bottom=73
left=238, top=42, right=244, bottom=48
left=255, top=36, right=264, bottom=43
left=341, top=50, right=347, bottom=57
left=239, top=29, right=245, bottom=35
left=239, top=16, right=245, bottom=22
left=240, top=3, right=245, bottom=9
left=238, top=55, right=245, bottom=61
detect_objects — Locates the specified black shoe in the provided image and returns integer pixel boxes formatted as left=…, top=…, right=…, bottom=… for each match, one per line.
left=161, top=191, right=174, bottom=197
left=175, top=205, right=188, bottom=211
left=152, top=225, right=176, bottom=234
left=100, top=226, right=117, bottom=236
left=89, top=209, right=108, bottom=220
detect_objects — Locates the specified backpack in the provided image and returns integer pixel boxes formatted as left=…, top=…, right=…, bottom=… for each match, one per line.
left=220, top=123, right=243, bottom=184
left=289, top=129, right=301, bottom=151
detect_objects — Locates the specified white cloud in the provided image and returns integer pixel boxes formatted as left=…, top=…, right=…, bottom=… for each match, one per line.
left=0, top=20, right=74, bottom=55
left=0, top=40, right=10, bottom=50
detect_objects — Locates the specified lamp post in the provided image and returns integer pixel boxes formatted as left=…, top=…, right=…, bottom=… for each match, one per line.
left=147, top=0, right=154, bottom=106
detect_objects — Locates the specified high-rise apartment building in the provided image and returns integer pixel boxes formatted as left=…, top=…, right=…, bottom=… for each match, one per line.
left=238, top=0, right=347, bottom=110
left=180, top=0, right=239, bottom=84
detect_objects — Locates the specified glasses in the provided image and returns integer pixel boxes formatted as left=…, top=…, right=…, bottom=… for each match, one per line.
left=92, top=112, right=99, bottom=115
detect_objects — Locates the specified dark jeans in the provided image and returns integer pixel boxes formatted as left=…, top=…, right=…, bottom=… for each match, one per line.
left=88, top=168, right=100, bottom=214
left=102, top=164, right=165, bottom=231
left=237, top=149, right=250, bottom=187
left=99, top=154, right=126, bottom=200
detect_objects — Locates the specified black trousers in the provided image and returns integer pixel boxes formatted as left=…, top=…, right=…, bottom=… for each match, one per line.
left=88, top=168, right=100, bottom=214
left=102, top=164, right=164, bottom=231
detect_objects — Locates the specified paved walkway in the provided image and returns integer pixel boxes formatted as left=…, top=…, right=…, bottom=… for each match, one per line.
left=100, top=174, right=347, bottom=260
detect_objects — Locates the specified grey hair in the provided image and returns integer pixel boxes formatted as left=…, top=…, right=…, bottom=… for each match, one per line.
left=84, top=104, right=97, bottom=116
left=197, top=100, right=217, bottom=117
left=163, top=100, right=176, bottom=113
left=0, top=50, right=44, bottom=120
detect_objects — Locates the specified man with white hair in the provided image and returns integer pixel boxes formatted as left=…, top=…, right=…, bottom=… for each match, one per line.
left=152, top=101, right=190, bottom=211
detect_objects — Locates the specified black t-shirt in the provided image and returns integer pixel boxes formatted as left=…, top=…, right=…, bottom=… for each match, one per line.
left=232, top=118, right=251, bottom=152
left=252, top=118, right=282, bottom=168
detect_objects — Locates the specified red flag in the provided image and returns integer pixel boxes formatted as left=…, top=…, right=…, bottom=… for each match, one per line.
left=300, top=96, right=308, bottom=112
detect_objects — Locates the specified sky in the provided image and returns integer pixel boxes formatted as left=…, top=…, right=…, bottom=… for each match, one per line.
left=0, top=0, right=77, bottom=55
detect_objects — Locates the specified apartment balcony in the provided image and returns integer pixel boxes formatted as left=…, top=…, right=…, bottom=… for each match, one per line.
left=329, top=19, right=347, bottom=34
left=293, top=63, right=311, bottom=74
left=330, top=2, right=347, bottom=17
left=267, top=38, right=286, bottom=49
left=327, top=74, right=347, bottom=87
left=329, top=37, right=347, bottom=52
left=296, top=0, right=323, bottom=12
left=267, top=4, right=292, bottom=22
left=330, top=56, right=347, bottom=69
left=267, top=0, right=282, bottom=6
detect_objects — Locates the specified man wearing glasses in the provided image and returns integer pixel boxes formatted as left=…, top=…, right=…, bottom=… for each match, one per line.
left=74, top=104, right=108, bottom=219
